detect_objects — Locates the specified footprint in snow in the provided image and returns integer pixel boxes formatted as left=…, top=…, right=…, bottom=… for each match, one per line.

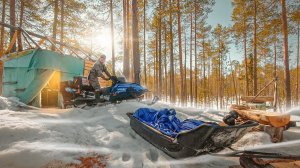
left=146, top=148, right=159, bottom=162
left=103, top=136, right=110, bottom=141
left=129, top=131, right=136, bottom=139
left=111, top=144, right=120, bottom=149
left=122, top=153, right=131, bottom=161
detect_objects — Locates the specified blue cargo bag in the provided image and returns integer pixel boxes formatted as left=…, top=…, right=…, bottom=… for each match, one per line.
left=133, top=108, right=218, bottom=138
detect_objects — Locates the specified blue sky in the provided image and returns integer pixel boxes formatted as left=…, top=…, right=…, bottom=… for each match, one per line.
left=207, top=0, right=242, bottom=63
left=207, top=0, right=233, bottom=28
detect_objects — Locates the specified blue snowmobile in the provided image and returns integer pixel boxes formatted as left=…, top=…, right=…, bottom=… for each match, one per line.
left=61, top=76, right=154, bottom=108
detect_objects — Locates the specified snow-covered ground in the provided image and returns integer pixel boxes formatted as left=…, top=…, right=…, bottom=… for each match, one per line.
left=0, top=97, right=299, bottom=168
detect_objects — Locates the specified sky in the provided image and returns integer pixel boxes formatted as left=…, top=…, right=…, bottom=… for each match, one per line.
left=207, top=0, right=242, bottom=63
left=207, top=0, right=233, bottom=28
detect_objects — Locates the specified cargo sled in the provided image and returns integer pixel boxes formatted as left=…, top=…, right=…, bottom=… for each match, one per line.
left=127, top=108, right=258, bottom=158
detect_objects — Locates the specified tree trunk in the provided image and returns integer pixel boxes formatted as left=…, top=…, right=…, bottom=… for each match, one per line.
left=110, top=0, right=115, bottom=75
left=194, top=8, right=198, bottom=107
left=17, top=0, right=24, bottom=51
left=169, top=0, right=175, bottom=103
left=244, top=19, right=249, bottom=96
left=52, top=0, right=58, bottom=51
left=253, top=0, right=257, bottom=95
left=202, top=31, right=206, bottom=107
left=281, top=0, right=291, bottom=108
left=219, top=40, right=222, bottom=109
left=60, top=0, right=64, bottom=50
left=123, top=0, right=130, bottom=80
left=184, top=31, right=187, bottom=106
left=296, top=22, right=299, bottom=106
left=274, top=35, right=277, bottom=109
left=0, top=0, right=6, bottom=52
left=10, top=0, right=16, bottom=52
left=143, top=0, right=147, bottom=86
left=207, top=55, right=211, bottom=107
left=132, top=0, right=140, bottom=84
left=155, top=30, right=158, bottom=94
left=189, top=13, right=193, bottom=105
left=176, top=0, right=184, bottom=106
left=0, top=0, right=5, bottom=95
left=157, top=0, right=162, bottom=98
left=164, top=24, right=168, bottom=101
left=128, top=1, right=133, bottom=81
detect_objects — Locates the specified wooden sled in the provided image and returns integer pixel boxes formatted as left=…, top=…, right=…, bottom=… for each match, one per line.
left=230, top=105, right=290, bottom=128
left=216, top=149, right=300, bottom=168
left=230, top=105, right=291, bottom=142
left=239, top=157, right=300, bottom=168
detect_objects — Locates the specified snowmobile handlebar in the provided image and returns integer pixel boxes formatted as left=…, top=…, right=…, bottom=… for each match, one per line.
left=110, top=76, right=121, bottom=85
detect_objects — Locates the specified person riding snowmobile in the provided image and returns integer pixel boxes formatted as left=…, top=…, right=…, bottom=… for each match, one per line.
left=88, top=54, right=112, bottom=102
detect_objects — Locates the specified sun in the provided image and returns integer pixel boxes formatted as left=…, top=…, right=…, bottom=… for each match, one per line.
left=82, top=27, right=121, bottom=61
left=94, top=28, right=112, bottom=51
left=93, top=28, right=121, bottom=60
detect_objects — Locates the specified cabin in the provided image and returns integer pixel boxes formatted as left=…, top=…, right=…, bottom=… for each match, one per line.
left=1, top=49, right=99, bottom=108
left=0, top=23, right=109, bottom=108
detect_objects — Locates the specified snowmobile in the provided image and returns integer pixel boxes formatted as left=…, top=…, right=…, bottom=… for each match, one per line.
left=127, top=108, right=259, bottom=158
left=60, top=76, right=153, bottom=108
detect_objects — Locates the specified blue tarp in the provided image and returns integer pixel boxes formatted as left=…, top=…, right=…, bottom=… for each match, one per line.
left=133, top=108, right=219, bottom=138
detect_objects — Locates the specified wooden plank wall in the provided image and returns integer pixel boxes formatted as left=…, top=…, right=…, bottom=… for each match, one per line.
left=84, top=60, right=110, bottom=87
left=84, top=60, right=94, bottom=77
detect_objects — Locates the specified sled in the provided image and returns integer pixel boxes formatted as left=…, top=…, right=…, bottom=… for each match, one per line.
left=127, top=112, right=258, bottom=158
left=214, top=149, right=300, bottom=168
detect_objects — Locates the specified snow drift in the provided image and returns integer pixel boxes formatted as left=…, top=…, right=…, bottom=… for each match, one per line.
left=0, top=97, right=298, bottom=168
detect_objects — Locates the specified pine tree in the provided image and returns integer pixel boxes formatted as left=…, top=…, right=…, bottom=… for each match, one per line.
left=132, top=0, right=140, bottom=84
left=232, top=0, right=251, bottom=96
left=52, top=0, right=58, bottom=51
left=281, top=0, right=291, bottom=108
left=10, top=0, right=16, bottom=52
left=291, top=8, right=300, bottom=105
left=0, top=0, right=6, bottom=53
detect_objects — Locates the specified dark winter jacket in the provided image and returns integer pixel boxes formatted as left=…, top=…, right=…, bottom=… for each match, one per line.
left=88, top=61, right=111, bottom=81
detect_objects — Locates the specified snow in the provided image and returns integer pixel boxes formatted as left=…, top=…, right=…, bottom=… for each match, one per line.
left=0, top=96, right=299, bottom=168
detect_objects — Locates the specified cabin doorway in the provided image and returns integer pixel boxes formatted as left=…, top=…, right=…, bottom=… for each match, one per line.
left=41, top=71, right=60, bottom=108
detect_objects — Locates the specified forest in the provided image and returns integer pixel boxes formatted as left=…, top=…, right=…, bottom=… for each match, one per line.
left=0, top=0, right=300, bottom=110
